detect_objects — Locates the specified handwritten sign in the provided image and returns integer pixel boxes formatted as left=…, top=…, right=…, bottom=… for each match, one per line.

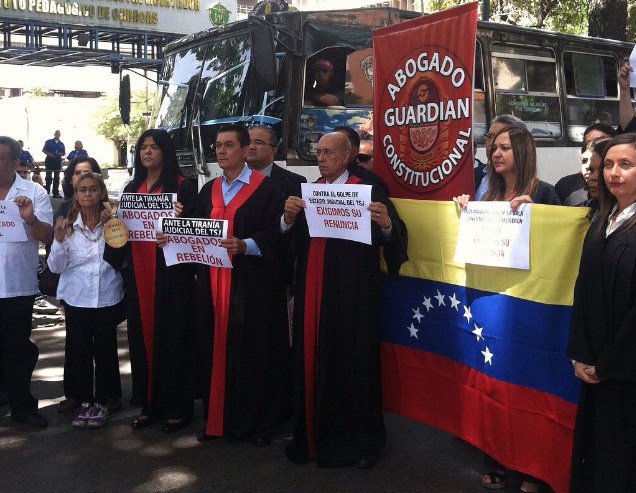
left=454, top=201, right=531, bottom=269
left=0, top=200, right=28, bottom=242
left=160, top=217, right=232, bottom=268
left=118, top=193, right=176, bottom=242
left=301, top=183, right=372, bottom=244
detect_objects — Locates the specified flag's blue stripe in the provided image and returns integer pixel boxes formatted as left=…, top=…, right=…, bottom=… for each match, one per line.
left=380, top=274, right=580, bottom=404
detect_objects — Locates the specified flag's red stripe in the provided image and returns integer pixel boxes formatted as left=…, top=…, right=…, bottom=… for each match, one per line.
left=381, top=342, right=575, bottom=493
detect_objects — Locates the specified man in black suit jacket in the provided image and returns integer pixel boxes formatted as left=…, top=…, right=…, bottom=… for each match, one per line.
left=247, top=125, right=307, bottom=328
left=247, top=125, right=306, bottom=199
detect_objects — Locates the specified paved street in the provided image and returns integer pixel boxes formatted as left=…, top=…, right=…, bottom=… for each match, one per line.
left=0, top=309, right=532, bottom=493
left=0, top=171, right=526, bottom=492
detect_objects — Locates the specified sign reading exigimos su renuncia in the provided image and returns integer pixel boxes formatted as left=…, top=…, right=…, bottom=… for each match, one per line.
left=0, top=0, right=237, bottom=34
left=373, top=3, right=477, bottom=200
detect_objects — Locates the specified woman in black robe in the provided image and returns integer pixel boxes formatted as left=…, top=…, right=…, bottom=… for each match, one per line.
left=124, top=129, right=198, bottom=433
left=568, top=132, right=636, bottom=492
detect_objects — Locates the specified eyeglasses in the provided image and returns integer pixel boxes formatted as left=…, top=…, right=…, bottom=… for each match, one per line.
left=357, top=154, right=373, bottom=163
left=485, top=133, right=495, bottom=140
left=249, top=140, right=276, bottom=148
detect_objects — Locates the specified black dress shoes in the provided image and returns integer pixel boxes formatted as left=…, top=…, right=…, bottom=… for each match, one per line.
left=162, top=418, right=191, bottom=434
left=12, top=410, right=48, bottom=428
left=131, top=415, right=154, bottom=430
left=196, top=429, right=220, bottom=442
left=355, top=455, right=379, bottom=469
left=250, top=432, right=271, bottom=447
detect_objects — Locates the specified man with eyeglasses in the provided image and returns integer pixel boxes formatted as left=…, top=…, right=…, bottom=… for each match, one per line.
left=282, top=132, right=407, bottom=470
left=247, top=125, right=307, bottom=199
left=0, top=136, right=53, bottom=429
left=195, top=124, right=290, bottom=447
left=247, top=124, right=307, bottom=308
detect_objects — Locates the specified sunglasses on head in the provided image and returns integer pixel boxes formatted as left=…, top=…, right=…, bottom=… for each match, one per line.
left=357, top=153, right=373, bottom=163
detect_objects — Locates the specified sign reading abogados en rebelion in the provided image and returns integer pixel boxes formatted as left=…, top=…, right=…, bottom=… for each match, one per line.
left=0, top=0, right=236, bottom=34
left=373, top=3, right=477, bottom=200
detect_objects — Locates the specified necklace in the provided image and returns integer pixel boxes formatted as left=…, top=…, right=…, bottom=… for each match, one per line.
left=77, top=225, right=100, bottom=243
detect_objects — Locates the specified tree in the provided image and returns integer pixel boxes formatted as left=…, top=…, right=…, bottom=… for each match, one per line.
left=588, top=0, right=628, bottom=40
left=92, top=90, right=151, bottom=165
left=426, top=0, right=588, bottom=34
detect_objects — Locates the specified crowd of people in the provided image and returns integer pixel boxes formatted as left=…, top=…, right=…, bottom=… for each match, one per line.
left=1, top=61, right=636, bottom=492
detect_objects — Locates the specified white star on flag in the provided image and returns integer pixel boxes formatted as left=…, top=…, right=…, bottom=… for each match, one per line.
left=472, top=323, right=484, bottom=341
left=407, top=323, right=419, bottom=339
left=481, top=346, right=493, bottom=365
left=422, top=296, right=434, bottom=312
left=412, top=307, right=424, bottom=322
left=449, top=293, right=461, bottom=311
left=463, top=305, right=472, bottom=324
left=434, top=290, right=446, bottom=307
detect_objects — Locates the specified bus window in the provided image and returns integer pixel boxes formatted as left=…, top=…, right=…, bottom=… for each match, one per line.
left=492, top=45, right=561, bottom=139
left=564, top=51, right=619, bottom=142
left=473, top=41, right=487, bottom=143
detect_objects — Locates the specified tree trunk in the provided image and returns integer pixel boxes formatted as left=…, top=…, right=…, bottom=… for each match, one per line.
left=588, top=0, right=627, bottom=40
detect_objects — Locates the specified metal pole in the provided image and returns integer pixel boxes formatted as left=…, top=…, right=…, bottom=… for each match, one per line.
left=482, top=0, right=490, bottom=21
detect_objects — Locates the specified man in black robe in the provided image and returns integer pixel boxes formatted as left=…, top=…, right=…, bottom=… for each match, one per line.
left=195, top=124, right=289, bottom=446
left=283, top=132, right=407, bottom=469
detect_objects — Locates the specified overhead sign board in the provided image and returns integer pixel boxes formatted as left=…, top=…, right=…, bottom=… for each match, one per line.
left=0, top=0, right=237, bottom=34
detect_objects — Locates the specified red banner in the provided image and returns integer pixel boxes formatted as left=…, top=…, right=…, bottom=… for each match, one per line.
left=373, top=4, right=477, bottom=200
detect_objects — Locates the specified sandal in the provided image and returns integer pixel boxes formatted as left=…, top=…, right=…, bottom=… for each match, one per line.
left=482, top=470, right=507, bottom=490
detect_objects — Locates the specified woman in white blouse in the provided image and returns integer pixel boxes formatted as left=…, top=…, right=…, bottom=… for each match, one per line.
left=48, top=172, right=124, bottom=429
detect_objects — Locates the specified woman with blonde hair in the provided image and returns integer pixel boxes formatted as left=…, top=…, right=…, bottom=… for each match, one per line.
left=48, top=172, right=124, bottom=428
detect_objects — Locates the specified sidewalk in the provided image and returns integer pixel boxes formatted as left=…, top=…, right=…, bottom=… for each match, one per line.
left=0, top=302, right=526, bottom=492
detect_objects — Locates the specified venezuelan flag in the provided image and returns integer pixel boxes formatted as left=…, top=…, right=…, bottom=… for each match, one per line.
left=381, top=200, right=589, bottom=493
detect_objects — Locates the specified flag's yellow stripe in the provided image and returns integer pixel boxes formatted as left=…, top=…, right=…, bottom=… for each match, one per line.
left=391, top=199, right=589, bottom=306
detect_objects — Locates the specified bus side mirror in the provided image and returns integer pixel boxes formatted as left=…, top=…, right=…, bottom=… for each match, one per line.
left=251, top=25, right=277, bottom=94
left=119, top=74, right=131, bottom=125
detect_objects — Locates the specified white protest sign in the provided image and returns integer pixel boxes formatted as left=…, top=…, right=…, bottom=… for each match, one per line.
left=160, top=217, right=232, bottom=268
left=454, top=201, right=531, bottom=269
left=118, top=193, right=176, bottom=242
left=0, top=200, right=28, bottom=242
left=301, top=183, right=372, bottom=244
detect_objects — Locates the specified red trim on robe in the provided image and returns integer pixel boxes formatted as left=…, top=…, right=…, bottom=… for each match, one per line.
left=206, top=170, right=266, bottom=436
left=303, top=174, right=362, bottom=458
left=131, top=178, right=182, bottom=404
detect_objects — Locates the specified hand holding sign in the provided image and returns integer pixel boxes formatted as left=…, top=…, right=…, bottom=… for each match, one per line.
left=13, top=195, right=36, bottom=224
left=284, top=196, right=305, bottom=225
left=367, top=201, right=391, bottom=229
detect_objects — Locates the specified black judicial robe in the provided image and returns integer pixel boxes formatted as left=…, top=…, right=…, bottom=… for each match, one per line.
left=285, top=175, right=408, bottom=468
left=567, top=216, right=636, bottom=492
left=124, top=178, right=198, bottom=419
left=195, top=172, right=290, bottom=437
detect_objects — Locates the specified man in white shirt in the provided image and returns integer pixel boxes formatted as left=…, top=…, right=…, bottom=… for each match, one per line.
left=0, top=136, right=53, bottom=428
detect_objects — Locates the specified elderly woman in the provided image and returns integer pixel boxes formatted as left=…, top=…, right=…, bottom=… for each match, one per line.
left=124, top=128, right=197, bottom=433
left=568, top=133, right=636, bottom=492
left=54, top=156, right=107, bottom=414
left=455, top=126, right=559, bottom=492
left=48, top=172, right=124, bottom=428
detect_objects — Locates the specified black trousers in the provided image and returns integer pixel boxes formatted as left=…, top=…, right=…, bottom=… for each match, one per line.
left=45, top=170, right=60, bottom=195
left=0, top=296, right=38, bottom=416
left=63, top=303, right=121, bottom=404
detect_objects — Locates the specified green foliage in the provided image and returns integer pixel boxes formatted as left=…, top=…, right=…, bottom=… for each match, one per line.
left=425, top=0, right=588, bottom=34
left=24, top=87, right=50, bottom=97
left=92, top=90, right=152, bottom=149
